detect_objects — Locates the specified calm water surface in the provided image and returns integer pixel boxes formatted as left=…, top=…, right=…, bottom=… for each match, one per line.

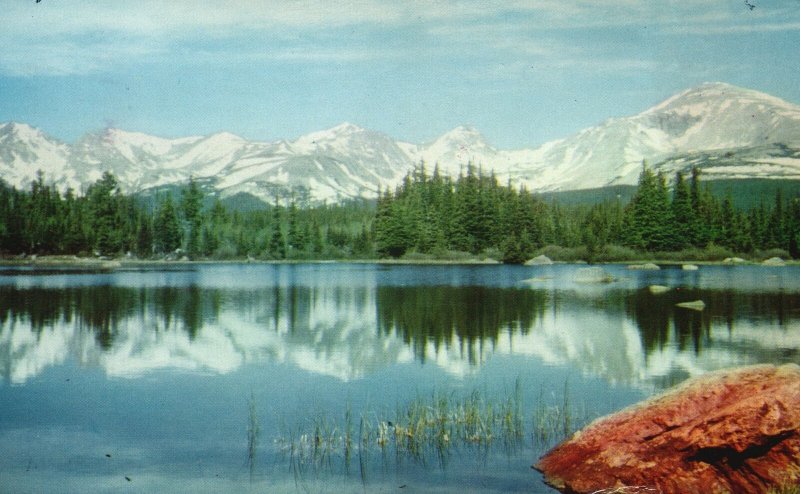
left=1, top=263, right=799, bottom=493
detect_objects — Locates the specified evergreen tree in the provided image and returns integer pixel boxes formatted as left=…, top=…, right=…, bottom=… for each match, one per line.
left=671, top=171, right=693, bottom=250
left=374, top=189, right=410, bottom=257
left=27, top=171, right=60, bottom=253
left=86, top=171, right=122, bottom=256
left=268, top=202, right=286, bottom=259
left=0, top=187, right=28, bottom=253
left=181, top=177, right=203, bottom=258
left=788, top=197, right=800, bottom=259
left=766, top=189, right=786, bottom=249
left=450, top=163, right=484, bottom=252
left=61, top=188, right=90, bottom=254
left=582, top=204, right=610, bottom=261
left=287, top=201, right=309, bottom=257
left=688, top=167, right=719, bottom=247
left=153, top=194, right=181, bottom=254
left=624, top=163, right=673, bottom=251
left=135, top=216, right=153, bottom=257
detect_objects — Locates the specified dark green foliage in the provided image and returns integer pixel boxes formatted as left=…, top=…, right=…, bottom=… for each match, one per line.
left=135, top=215, right=153, bottom=257
left=375, top=162, right=800, bottom=262
left=374, top=162, right=550, bottom=262
left=539, top=185, right=638, bottom=207
left=181, top=177, right=203, bottom=258
left=671, top=171, right=693, bottom=250
left=287, top=201, right=309, bottom=257
left=86, top=171, right=124, bottom=256
left=623, top=164, right=675, bottom=251
left=374, top=188, right=412, bottom=257
left=1, top=166, right=799, bottom=261
left=153, top=194, right=181, bottom=255
left=267, top=202, right=286, bottom=259
left=704, top=179, right=800, bottom=210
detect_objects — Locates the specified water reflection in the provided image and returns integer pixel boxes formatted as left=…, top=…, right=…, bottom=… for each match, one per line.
left=376, top=286, right=548, bottom=365
left=628, top=287, right=800, bottom=353
left=1, top=267, right=799, bottom=387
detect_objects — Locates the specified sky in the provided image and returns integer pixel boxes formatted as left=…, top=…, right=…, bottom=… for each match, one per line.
left=0, top=0, right=798, bottom=149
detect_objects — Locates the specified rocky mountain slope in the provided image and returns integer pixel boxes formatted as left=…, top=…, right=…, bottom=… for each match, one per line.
left=1, top=82, right=798, bottom=203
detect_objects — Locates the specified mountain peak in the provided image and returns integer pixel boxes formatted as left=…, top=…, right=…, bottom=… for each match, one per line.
left=0, top=122, right=48, bottom=142
left=646, top=82, right=799, bottom=116
left=419, top=125, right=503, bottom=174
left=290, top=122, right=373, bottom=154
left=439, top=125, right=484, bottom=141
left=204, top=131, right=246, bottom=143
left=327, top=122, right=365, bottom=134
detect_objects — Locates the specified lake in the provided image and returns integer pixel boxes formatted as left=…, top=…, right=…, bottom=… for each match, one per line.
left=1, top=263, right=799, bottom=493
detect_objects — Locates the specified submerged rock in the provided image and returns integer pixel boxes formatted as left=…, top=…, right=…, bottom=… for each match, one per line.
left=648, top=285, right=670, bottom=294
left=627, top=263, right=660, bottom=270
left=723, top=257, right=747, bottom=264
left=525, top=255, right=554, bottom=266
left=676, top=300, right=706, bottom=311
left=522, top=276, right=553, bottom=284
left=535, top=364, right=800, bottom=494
left=574, top=267, right=614, bottom=283
left=682, top=264, right=699, bottom=271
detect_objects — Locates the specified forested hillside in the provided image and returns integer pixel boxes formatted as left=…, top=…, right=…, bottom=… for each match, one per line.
left=1, top=164, right=799, bottom=263
left=373, top=162, right=800, bottom=262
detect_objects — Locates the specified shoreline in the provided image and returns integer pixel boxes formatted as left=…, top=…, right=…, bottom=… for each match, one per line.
left=1, top=254, right=797, bottom=269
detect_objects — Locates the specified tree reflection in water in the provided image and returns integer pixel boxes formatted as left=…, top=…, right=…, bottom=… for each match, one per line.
left=1, top=276, right=799, bottom=385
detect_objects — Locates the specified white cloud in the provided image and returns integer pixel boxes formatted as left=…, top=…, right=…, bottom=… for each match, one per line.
left=666, top=20, right=800, bottom=35
left=1, top=0, right=798, bottom=77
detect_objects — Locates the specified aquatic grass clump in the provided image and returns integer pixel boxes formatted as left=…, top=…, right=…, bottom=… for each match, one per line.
left=246, top=393, right=260, bottom=479
left=272, top=378, right=588, bottom=477
left=770, top=486, right=800, bottom=494
left=531, top=381, right=589, bottom=447
left=769, top=466, right=800, bottom=494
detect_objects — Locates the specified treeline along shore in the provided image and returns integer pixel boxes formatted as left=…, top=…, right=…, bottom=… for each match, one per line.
left=1, top=163, right=799, bottom=264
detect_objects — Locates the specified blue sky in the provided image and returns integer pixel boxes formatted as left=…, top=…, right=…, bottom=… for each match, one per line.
left=1, top=0, right=798, bottom=149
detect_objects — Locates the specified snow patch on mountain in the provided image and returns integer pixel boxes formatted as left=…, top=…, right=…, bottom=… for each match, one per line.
left=1, top=82, right=799, bottom=203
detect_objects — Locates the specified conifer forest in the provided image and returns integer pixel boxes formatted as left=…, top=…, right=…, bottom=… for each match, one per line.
left=1, top=163, right=799, bottom=263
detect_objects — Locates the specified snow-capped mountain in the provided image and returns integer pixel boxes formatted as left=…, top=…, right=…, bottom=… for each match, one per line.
left=0, top=122, right=72, bottom=189
left=1, top=82, right=799, bottom=203
left=215, top=122, right=413, bottom=203
left=413, top=125, right=514, bottom=177
left=514, top=82, right=800, bottom=190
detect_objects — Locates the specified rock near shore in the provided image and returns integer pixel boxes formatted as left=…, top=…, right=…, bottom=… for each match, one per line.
left=535, top=364, right=800, bottom=494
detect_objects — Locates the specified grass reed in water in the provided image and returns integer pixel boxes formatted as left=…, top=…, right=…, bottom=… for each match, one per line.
left=273, top=378, right=586, bottom=475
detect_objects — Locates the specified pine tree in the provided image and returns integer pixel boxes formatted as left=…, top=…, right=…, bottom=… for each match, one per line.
left=689, top=167, right=718, bottom=247
left=268, top=202, right=286, bottom=259
left=624, top=163, right=673, bottom=251
left=787, top=197, right=800, bottom=259
left=374, top=188, right=410, bottom=257
left=181, top=177, right=203, bottom=258
left=766, top=189, right=786, bottom=249
left=87, top=171, right=122, bottom=256
left=1, top=187, right=28, bottom=253
left=153, top=194, right=181, bottom=255
left=582, top=204, right=610, bottom=261
left=135, top=216, right=153, bottom=257
left=671, top=171, right=693, bottom=250
left=287, top=201, right=309, bottom=257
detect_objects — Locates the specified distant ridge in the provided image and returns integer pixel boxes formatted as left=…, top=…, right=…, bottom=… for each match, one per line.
left=1, top=82, right=799, bottom=204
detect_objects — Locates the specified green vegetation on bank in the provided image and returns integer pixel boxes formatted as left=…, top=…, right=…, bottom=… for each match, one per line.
left=374, top=162, right=800, bottom=263
left=1, top=163, right=799, bottom=263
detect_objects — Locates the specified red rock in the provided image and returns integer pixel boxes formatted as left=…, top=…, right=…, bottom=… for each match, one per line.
left=534, top=364, right=800, bottom=494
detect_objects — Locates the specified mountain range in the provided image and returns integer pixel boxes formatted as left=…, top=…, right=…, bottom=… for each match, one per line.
left=1, top=82, right=799, bottom=204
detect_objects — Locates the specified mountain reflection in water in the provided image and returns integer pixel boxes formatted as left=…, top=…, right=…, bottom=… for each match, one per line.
left=1, top=265, right=799, bottom=388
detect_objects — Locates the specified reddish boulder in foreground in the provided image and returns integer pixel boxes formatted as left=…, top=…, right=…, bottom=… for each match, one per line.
left=535, top=364, right=800, bottom=494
